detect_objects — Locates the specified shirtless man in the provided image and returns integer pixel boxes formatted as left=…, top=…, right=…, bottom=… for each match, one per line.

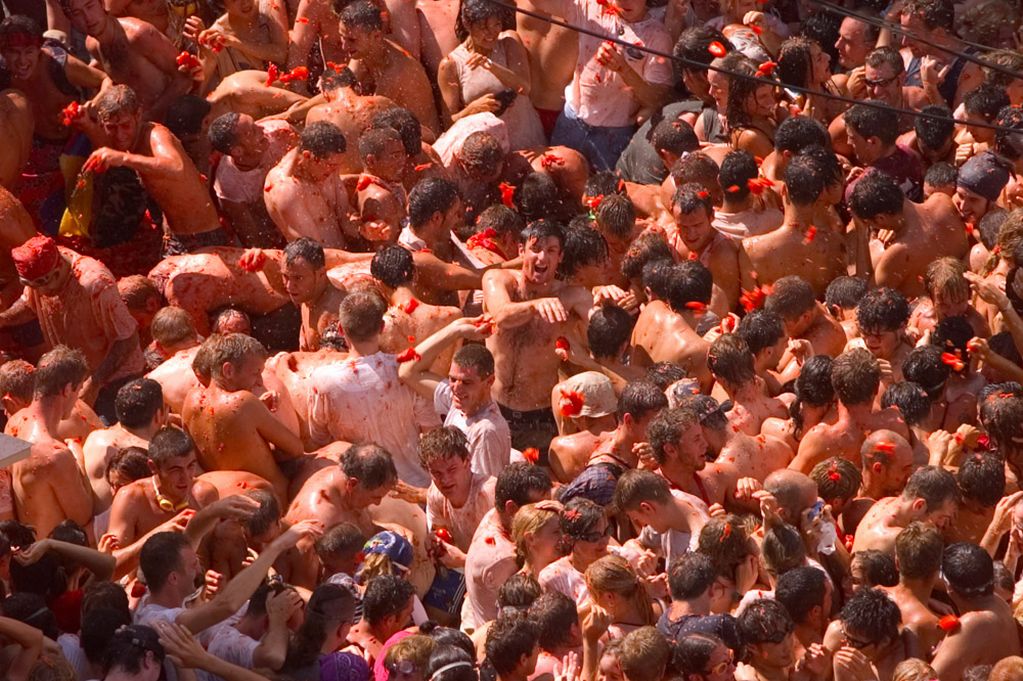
left=279, top=238, right=347, bottom=352
left=514, top=0, right=577, bottom=136
left=83, top=85, right=228, bottom=255
left=852, top=465, right=958, bottom=554
left=849, top=170, right=968, bottom=299
left=0, top=358, right=104, bottom=444
left=931, top=543, right=1020, bottom=680
left=82, top=378, right=165, bottom=514
left=482, top=219, right=593, bottom=453
left=858, top=430, right=915, bottom=501
left=546, top=371, right=617, bottom=482
left=764, top=276, right=847, bottom=376
left=882, top=522, right=946, bottom=658
left=790, top=349, right=908, bottom=473
left=341, top=1, right=440, bottom=135
left=205, top=70, right=309, bottom=123
left=631, top=260, right=712, bottom=393
left=145, top=308, right=202, bottom=415
left=285, top=443, right=398, bottom=539
left=60, top=0, right=192, bottom=120
left=287, top=0, right=349, bottom=78
left=0, top=89, right=33, bottom=190
left=3, top=346, right=94, bottom=538
left=264, top=121, right=354, bottom=248
left=739, top=154, right=846, bottom=298
left=665, top=183, right=739, bottom=314
left=208, top=112, right=297, bottom=249
left=182, top=333, right=306, bottom=501
left=707, top=335, right=788, bottom=437
left=851, top=288, right=914, bottom=385
left=305, top=67, right=396, bottom=175
left=355, top=127, right=408, bottom=242
left=692, top=394, right=792, bottom=483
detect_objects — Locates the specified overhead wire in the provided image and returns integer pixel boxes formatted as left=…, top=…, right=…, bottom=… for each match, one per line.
left=481, top=0, right=1023, bottom=135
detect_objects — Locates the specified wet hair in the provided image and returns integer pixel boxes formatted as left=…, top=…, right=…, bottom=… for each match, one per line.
left=425, top=645, right=477, bottom=681
left=957, top=452, right=1005, bottom=508
left=284, top=582, right=359, bottom=670
left=496, top=574, right=542, bottom=614
left=371, top=107, right=422, bottom=156
left=408, top=177, right=460, bottom=228
left=642, top=259, right=675, bottom=300
left=207, top=333, right=266, bottom=380
left=359, top=126, right=403, bottom=161
left=102, top=625, right=165, bottom=676
left=943, top=542, right=994, bottom=598
left=475, top=204, right=524, bottom=241
left=777, top=36, right=819, bottom=89
left=452, top=343, right=495, bottom=378
left=165, top=95, right=210, bottom=138
left=118, top=275, right=160, bottom=312
left=698, top=515, right=752, bottom=579
left=825, top=276, right=869, bottom=312
left=150, top=306, right=196, bottom=347
left=673, top=26, right=731, bottom=74
left=738, top=598, right=794, bottom=645
left=0, top=15, right=43, bottom=45
left=724, top=58, right=762, bottom=132
left=857, top=287, right=909, bottom=332
left=586, top=555, right=655, bottom=625
left=284, top=237, right=326, bottom=270
left=459, top=132, right=504, bottom=172
left=147, top=426, right=195, bottom=468
left=138, top=532, right=190, bottom=592
left=864, top=45, right=904, bottom=75
left=518, top=173, right=564, bottom=223
left=845, top=100, right=900, bottom=146
left=495, top=462, right=551, bottom=510
left=617, top=379, right=669, bottom=422
left=774, top=115, right=829, bottom=154
left=652, top=117, right=700, bottom=156
left=832, top=349, right=881, bottom=406
left=904, top=0, right=954, bottom=31
left=994, top=106, right=1023, bottom=161
left=673, top=633, right=726, bottom=678
left=81, top=607, right=133, bottom=666
left=645, top=362, right=688, bottom=392
left=708, top=334, right=756, bottom=386
left=719, top=150, right=759, bottom=202
left=315, top=522, right=366, bottom=566
left=662, top=260, right=711, bottom=313
left=914, top=104, right=955, bottom=152
left=839, top=588, right=901, bottom=645
left=901, top=346, right=950, bottom=399
left=241, top=489, right=280, bottom=539
left=583, top=171, right=626, bottom=200
left=485, top=616, right=538, bottom=676
left=902, top=465, right=958, bottom=509
left=672, top=182, right=714, bottom=218
left=963, top=83, right=1010, bottom=120
left=989, top=331, right=1023, bottom=368
left=558, top=220, right=609, bottom=280
left=370, top=244, right=415, bottom=288
left=34, top=346, right=87, bottom=397
left=669, top=152, right=720, bottom=196
left=557, top=498, right=606, bottom=554
left=94, top=84, right=140, bottom=118
left=881, top=382, right=932, bottom=426
left=924, top=161, right=957, bottom=188
left=811, top=457, right=862, bottom=503
left=341, top=444, right=398, bottom=489
left=798, top=144, right=843, bottom=188
left=775, top=566, right=827, bottom=624
left=528, top=591, right=578, bottom=652
left=338, top=291, right=387, bottom=342
left=0, top=360, right=34, bottom=405
left=340, top=0, right=384, bottom=30
left=587, top=305, right=635, bottom=360
left=762, top=522, right=806, bottom=576
left=106, top=446, right=151, bottom=487
left=895, top=521, right=943, bottom=580
left=614, top=468, right=674, bottom=508
left=595, top=193, right=636, bottom=242
left=299, top=121, right=347, bottom=158
left=784, top=153, right=828, bottom=206
left=320, top=65, right=360, bottom=91
left=794, top=354, right=835, bottom=408
left=737, top=309, right=785, bottom=356
left=621, top=232, right=673, bottom=282
left=849, top=170, right=904, bottom=219
left=419, top=426, right=470, bottom=468
left=363, top=574, right=415, bottom=625
left=765, top=276, right=816, bottom=320
left=114, top=378, right=163, bottom=428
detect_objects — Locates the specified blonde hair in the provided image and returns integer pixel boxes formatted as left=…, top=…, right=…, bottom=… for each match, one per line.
left=384, top=635, right=436, bottom=673
left=584, top=555, right=656, bottom=626
left=511, top=503, right=560, bottom=567
left=892, top=658, right=937, bottom=681
left=357, top=552, right=402, bottom=584
left=988, top=208, right=1023, bottom=275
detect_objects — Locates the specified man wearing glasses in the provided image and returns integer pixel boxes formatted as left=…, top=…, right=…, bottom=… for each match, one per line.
left=0, top=234, right=145, bottom=424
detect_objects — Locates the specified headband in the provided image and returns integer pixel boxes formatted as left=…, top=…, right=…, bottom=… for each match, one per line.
left=429, top=661, right=473, bottom=679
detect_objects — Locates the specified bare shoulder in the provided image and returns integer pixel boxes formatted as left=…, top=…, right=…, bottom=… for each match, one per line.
left=194, top=479, right=220, bottom=505
left=482, top=267, right=516, bottom=287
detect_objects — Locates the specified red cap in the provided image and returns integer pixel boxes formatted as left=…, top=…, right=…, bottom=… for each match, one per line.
left=12, top=235, right=59, bottom=281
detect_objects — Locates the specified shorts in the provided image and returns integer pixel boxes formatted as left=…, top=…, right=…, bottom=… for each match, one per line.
left=498, top=403, right=559, bottom=460
left=535, top=106, right=563, bottom=140
left=163, top=226, right=233, bottom=256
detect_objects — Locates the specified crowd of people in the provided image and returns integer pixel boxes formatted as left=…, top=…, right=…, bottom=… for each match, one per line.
left=2, top=0, right=1023, bottom=677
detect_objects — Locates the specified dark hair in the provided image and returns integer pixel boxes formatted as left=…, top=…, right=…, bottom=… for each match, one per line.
left=672, top=182, right=714, bottom=219
left=284, top=582, right=358, bottom=670
left=642, top=259, right=676, bottom=300
left=621, top=233, right=673, bottom=282
left=902, top=465, right=958, bottom=508
left=673, top=26, right=731, bottom=73
left=559, top=497, right=606, bottom=549
left=242, top=489, right=281, bottom=539
left=666, top=261, right=713, bottom=313
left=315, top=522, right=366, bottom=564
left=794, top=355, right=835, bottom=408
left=81, top=607, right=133, bottom=665
left=2, top=592, right=58, bottom=639
left=895, top=521, right=943, bottom=580
left=284, top=237, right=326, bottom=270
left=371, top=245, right=415, bottom=288
left=147, top=426, right=195, bottom=468
left=528, top=591, right=578, bottom=652
left=372, top=107, right=422, bottom=156
left=207, top=112, right=241, bottom=154
left=340, top=0, right=384, bottom=29
left=426, top=645, right=478, bottom=681
left=719, top=150, right=759, bottom=202
left=341, top=444, right=398, bottom=489
left=708, top=334, right=756, bottom=386
left=810, top=457, right=861, bottom=503
left=652, top=117, right=700, bottom=156
left=558, top=220, right=609, bottom=280
left=497, top=573, right=542, bottom=612
left=881, top=382, right=932, bottom=426
left=854, top=550, right=898, bottom=587
left=839, top=588, right=901, bottom=645
left=673, top=633, right=726, bottom=678
left=915, top=104, right=955, bottom=152
left=943, top=542, right=994, bottom=598
left=737, top=310, right=785, bottom=356
left=645, top=362, right=688, bottom=392
left=114, top=378, right=163, bottom=428
left=931, top=315, right=974, bottom=361
left=957, top=452, right=1006, bottom=508
left=495, top=463, right=551, bottom=510
left=408, top=178, right=460, bottom=228
left=102, top=625, right=165, bottom=676
left=765, top=276, right=816, bottom=320
left=667, top=552, right=717, bottom=600
left=963, top=83, right=1010, bottom=120
left=138, top=532, right=190, bottom=592
left=518, top=174, right=564, bottom=223
left=617, top=379, right=669, bottom=421
left=825, top=276, right=869, bottom=311
left=300, top=121, right=347, bottom=157
left=485, top=616, right=538, bottom=676
left=738, top=599, right=794, bottom=645
left=359, top=126, right=403, bottom=160
left=452, top=343, right=495, bottom=378
left=849, top=170, right=904, bottom=219
left=774, top=116, right=829, bottom=154
left=419, top=426, right=470, bottom=468
left=901, top=346, right=949, bottom=399
left=832, top=349, right=880, bottom=405
left=106, top=445, right=151, bottom=487
left=587, top=305, right=635, bottom=360
left=363, top=574, right=416, bottom=624
left=857, top=287, right=909, bottom=332
left=845, top=100, right=900, bottom=146
left=924, top=161, right=957, bottom=188
left=777, top=36, right=819, bottom=89
left=595, top=194, right=636, bottom=242
left=864, top=45, right=904, bottom=75
left=34, top=346, right=88, bottom=397
left=775, top=566, right=827, bottom=625
left=904, top=0, right=954, bottom=30
left=784, top=154, right=828, bottom=206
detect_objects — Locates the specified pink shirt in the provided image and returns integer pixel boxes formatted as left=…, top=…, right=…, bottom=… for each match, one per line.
left=25, top=249, right=144, bottom=385
left=464, top=509, right=518, bottom=628
left=565, top=1, right=673, bottom=127
left=427, top=472, right=496, bottom=552
left=539, top=556, right=589, bottom=606
left=307, top=352, right=440, bottom=487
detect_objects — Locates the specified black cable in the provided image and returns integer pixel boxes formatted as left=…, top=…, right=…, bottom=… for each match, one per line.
left=483, top=0, right=1023, bottom=134
left=804, top=0, right=1022, bottom=82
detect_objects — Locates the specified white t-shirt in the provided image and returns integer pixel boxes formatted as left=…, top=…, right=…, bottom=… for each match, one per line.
left=213, top=119, right=295, bottom=205
left=426, top=472, right=497, bottom=551
left=207, top=624, right=259, bottom=670
left=434, top=381, right=512, bottom=478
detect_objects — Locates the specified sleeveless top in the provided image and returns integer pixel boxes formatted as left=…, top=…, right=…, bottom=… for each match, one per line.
left=449, top=39, right=546, bottom=150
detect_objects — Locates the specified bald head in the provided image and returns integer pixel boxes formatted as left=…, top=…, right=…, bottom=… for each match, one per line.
left=764, top=470, right=818, bottom=523
left=861, top=430, right=914, bottom=496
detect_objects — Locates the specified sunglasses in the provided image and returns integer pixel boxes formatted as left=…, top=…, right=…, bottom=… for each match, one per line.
left=841, top=624, right=875, bottom=650
left=864, top=74, right=898, bottom=88
left=705, top=653, right=735, bottom=676
left=576, top=525, right=611, bottom=543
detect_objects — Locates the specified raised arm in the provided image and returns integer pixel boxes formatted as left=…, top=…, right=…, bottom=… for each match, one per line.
left=398, top=316, right=491, bottom=400
left=0, top=616, right=43, bottom=681
left=247, top=395, right=306, bottom=459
